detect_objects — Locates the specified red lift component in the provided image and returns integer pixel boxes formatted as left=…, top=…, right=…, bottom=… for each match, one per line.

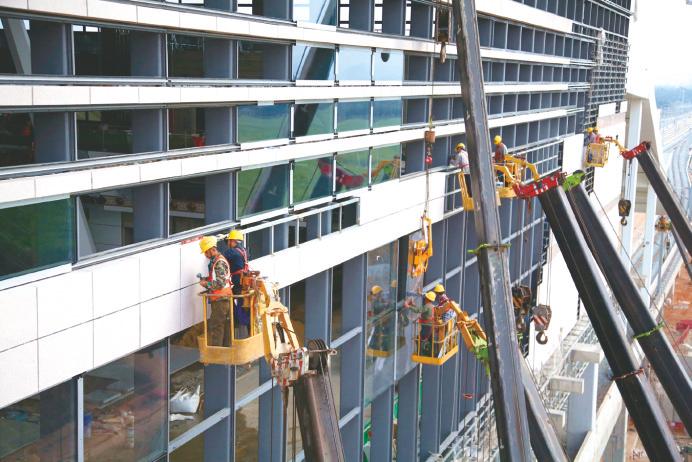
left=620, top=141, right=651, bottom=160
left=512, top=171, right=564, bottom=199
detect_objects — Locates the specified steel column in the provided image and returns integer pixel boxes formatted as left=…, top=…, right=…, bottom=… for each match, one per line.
left=451, top=1, right=532, bottom=459
left=521, top=361, right=568, bottom=462
left=539, top=186, right=679, bottom=461
left=566, top=183, right=692, bottom=434
left=637, top=149, right=692, bottom=254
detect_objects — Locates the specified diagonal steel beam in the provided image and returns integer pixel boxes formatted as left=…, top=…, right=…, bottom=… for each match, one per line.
left=451, top=0, right=531, bottom=459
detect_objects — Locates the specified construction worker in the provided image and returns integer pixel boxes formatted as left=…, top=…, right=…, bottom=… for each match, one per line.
left=433, top=283, right=449, bottom=306
left=449, top=143, right=469, bottom=172
left=199, top=236, right=232, bottom=347
left=223, top=229, right=250, bottom=339
left=411, top=291, right=437, bottom=356
left=493, top=135, right=507, bottom=185
left=593, top=126, right=601, bottom=142
left=585, top=127, right=596, bottom=144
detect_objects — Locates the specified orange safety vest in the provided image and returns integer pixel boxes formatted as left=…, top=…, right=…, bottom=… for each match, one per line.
left=206, top=254, right=233, bottom=301
left=229, top=247, right=249, bottom=276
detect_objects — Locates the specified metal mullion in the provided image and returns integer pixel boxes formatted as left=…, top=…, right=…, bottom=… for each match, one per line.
left=77, top=376, right=84, bottom=462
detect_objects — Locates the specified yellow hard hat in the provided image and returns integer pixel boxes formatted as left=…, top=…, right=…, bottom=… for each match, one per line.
left=227, top=229, right=244, bottom=241
left=455, top=142, right=465, bottom=151
left=433, top=284, right=445, bottom=294
left=425, top=291, right=436, bottom=302
left=371, top=285, right=383, bottom=295
left=586, top=127, right=593, bottom=133
left=493, top=135, right=502, bottom=145
left=199, top=236, right=218, bottom=254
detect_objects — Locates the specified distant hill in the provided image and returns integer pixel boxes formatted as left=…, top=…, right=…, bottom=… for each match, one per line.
left=655, top=86, right=692, bottom=109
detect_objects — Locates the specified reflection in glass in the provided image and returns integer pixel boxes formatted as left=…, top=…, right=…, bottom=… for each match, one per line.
left=364, top=242, right=399, bottom=405
left=169, top=177, right=205, bottom=234
left=169, top=324, right=205, bottom=441
left=0, top=198, right=74, bottom=281
left=292, top=44, right=335, bottom=81
left=337, top=100, right=370, bottom=133
left=74, top=26, right=131, bottom=76
left=396, top=231, right=425, bottom=380
left=373, top=99, right=402, bottom=128
left=331, top=264, right=343, bottom=339
left=169, top=429, right=204, bottom=462
left=294, top=103, right=334, bottom=137
left=0, top=113, right=33, bottom=167
left=373, top=49, right=404, bottom=82
left=335, top=150, right=368, bottom=192
left=237, top=104, right=290, bottom=143
left=371, top=144, right=401, bottom=184
left=237, top=165, right=289, bottom=217
left=293, top=0, right=337, bottom=25
left=168, top=34, right=204, bottom=78
left=0, top=380, right=76, bottom=462
left=338, top=47, right=371, bottom=81
left=293, top=156, right=334, bottom=204
left=84, top=342, right=167, bottom=462
left=79, top=189, right=135, bottom=256
left=168, top=108, right=206, bottom=149
left=77, top=110, right=133, bottom=159
left=235, top=399, right=259, bottom=461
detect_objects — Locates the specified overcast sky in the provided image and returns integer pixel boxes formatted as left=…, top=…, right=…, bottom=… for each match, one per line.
left=631, top=0, right=692, bottom=87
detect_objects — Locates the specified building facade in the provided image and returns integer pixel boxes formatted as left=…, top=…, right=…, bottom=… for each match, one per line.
left=0, top=0, right=637, bottom=461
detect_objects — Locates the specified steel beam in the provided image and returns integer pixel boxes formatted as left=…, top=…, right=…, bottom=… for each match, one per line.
left=451, top=1, right=531, bottom=459
left=637, top=149, right=692, bottom=254
left=566, top=183, right=692, bottom=434
left=521, top=361, right=568, bottom=462
left=540, top=186, right=680, bottom=461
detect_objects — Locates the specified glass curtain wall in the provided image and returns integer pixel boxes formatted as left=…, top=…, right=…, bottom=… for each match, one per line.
left=293, top=156, right=334, bottom=204
left=76, top=110, right=133, bottom=159
left=370, top=144, right=401, bottom=184
left=293, top=102, right=334, bottom=138
left=336, top=100, right=370, bottom=133
left=292, top=44, right=335, bottom=81
left=335, top=150, right=368, bottom=193
left=0, top=198, right=74, bottom=280
left=236, top=164, right=290, bottom=217
left=237, top=104, right=290, bottom=143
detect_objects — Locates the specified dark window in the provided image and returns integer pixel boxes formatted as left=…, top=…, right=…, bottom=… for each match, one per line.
left=0, top=380, right=77, bottom=461
left=294, top=102, right=334, bottom=137
left=74, top=26, right=131, bottom=76
left=168, top=108, right=206, bottom=149
left=238, top=41, right=289, bottom=80
left=0, top=112, right=34, bottom=167
left=0, top=198, right=74, bottom=280
left=168, top=34, right=203, bottom=78
left=169, top=177, right=205, bottom=234
left=76, top=110, right=133, bottom=159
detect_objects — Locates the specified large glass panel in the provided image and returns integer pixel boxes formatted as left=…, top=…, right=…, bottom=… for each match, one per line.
left=238, top=41, right=289, bottom=80
left=168, top=34, right=203, bottom=78
left=364, top=241, right=399, bottom=404
left=84, top=342, right=167, bottom=462
left=237, top=165, right=289, bottom=217
left=237, top=104, right=290, bottom=143
left=292, top=44, right=335, bottom=81
left=0, top=380, right=76, bottom=462
left=373, top=98, right=402, bottom=128
left=235, top=399, right=259, bottom=461
left=371, top=144, right=401, bottom=185
left=337, top=100, right=370, bottom=133
left=293, top=156, right=334, bottom=204
left=294, top=102, right=334, bottom=138
left=169, top=324, right=205, bottom=441
left=396, top=231, right=424, bottom=380
left=0, top=198, right=73, bottom=281
left=168, top=108, right=207, bottom=149
left=338, top=46, right=371, bottom=81
left=293, top=0, right=337, bottom=25
left=77, top=110, right=133, bottom=159
left=169, top=177, right=206, bottom=234
left=74, top=25, right=131, bottom=76
left=373, top=49, right=404, bottom=82
left=335, top=150, right=368, bottom=193
left=79, top=189, right=135, bottom=255
left=331, top=264, right=343, bottom=339
left=0, top=112, right=34, bottom=167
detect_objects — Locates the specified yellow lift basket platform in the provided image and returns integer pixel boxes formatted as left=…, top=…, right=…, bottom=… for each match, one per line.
left=458, top=154, right=539, bottom=210
left=411, top=316, right=459, bottom=366
left=408, top=215, right=433, bottom=278
left=198, top=272, right=270, bottom=366
left=585, top=136, right=625, bottom=168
